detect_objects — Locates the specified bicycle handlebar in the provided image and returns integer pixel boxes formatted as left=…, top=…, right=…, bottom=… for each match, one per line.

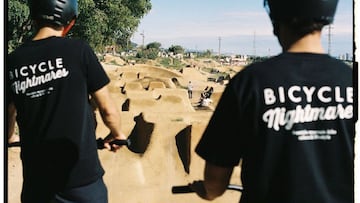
left=172, top=184, right=243, bottom=194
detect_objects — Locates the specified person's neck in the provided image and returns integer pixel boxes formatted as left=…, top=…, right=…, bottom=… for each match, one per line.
left=32, top=27, right=63, bottom=41
left=286, top=31, right=325, bottom=54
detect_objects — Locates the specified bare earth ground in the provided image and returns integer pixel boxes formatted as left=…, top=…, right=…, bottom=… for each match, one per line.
left=7, top=55, right=245, bottom=203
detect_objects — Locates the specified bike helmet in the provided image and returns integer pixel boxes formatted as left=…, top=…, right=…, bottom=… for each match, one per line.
left=264, top=0, right=338, bottom=25
left=29, top=0, right=78, bottom=26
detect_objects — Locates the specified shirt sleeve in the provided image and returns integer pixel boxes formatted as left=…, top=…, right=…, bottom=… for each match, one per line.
left=6, top=54, right=15, bottom=105
left=195, top=82, right=244, bottom=167
left=82, top=43, right=110, bottom=93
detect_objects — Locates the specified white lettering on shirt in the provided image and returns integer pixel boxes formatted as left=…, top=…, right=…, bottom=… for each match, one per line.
left=262, top=86, right=353, bottom=140
left=9, top=58, right=69, bottom=96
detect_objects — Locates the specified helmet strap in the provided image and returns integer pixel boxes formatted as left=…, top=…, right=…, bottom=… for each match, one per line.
left=62, top=19, right=76, bottom=37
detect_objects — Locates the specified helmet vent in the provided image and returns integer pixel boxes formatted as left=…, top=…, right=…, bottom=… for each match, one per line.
left=55, top=7, right=62, bottom=12
left=29, top=0, right=78, bottom=26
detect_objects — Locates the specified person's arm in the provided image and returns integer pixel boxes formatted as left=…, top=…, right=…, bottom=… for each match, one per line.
left=7, top=102, right=19, bottom=143
left=190, top=161, right=234, bottom=200
left=91, top=85, right=126, bottom=151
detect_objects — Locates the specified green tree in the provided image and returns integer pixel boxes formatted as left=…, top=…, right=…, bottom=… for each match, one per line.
left=146, top=42, right=161, bottom=50
left=7, top=0, right=32, bottom=52
left=168, top=45, right=185, bottom=55
left=90, top=0, right=151, bottom=51
left=7, top=0, right=152, bottom=52
left=198, top=49, right=213, bottom=58
left=71, top=0, right=108, bottom=51
left=136, top=41, right=161, bottom=59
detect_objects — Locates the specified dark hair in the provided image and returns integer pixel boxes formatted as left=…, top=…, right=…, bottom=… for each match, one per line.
left=280, top=21, right=325, bottom=37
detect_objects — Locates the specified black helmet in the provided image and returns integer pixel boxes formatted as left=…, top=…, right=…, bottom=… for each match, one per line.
left=29, top=0, right=78, bottom=26
left=264, top=0, right=338, bottom=25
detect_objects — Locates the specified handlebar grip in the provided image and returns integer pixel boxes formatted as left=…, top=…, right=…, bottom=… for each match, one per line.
left=96, top=138, right=130, bottom=149
left=172, top=184, right=243, bottom=194
left=109, top=139, right=130, bottom=146
left=171, top=185, right=193, bottom=193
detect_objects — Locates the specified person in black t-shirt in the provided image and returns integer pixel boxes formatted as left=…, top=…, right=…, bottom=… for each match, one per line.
left=190, top=0, right=354, bottom=202
left=6, top=0, right=126, bottom=202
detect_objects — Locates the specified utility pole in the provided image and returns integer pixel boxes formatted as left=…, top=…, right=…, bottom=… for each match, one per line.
left=253, top=31, right=256, bottom=57
left=140, top=30, right=145, bottom=49
left=218, top=36, right=221, bottom=60
left=327, top=25, right=333, bottom=55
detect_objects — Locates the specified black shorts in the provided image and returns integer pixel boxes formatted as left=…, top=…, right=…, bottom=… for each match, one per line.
left=53, top=178, right=108, bottom=203
left=21, top=177, right=108, bottom=203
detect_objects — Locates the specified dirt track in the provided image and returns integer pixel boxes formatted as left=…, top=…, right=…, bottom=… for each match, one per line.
left=7, top=57, right=244, bottom=203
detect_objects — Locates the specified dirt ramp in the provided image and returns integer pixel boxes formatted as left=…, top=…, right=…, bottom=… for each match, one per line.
left=181, top=67, right=207, bottom=82
left=100, top=120, right=191, bottom=203
left=120, top=72, right=139, bottom=80
left=161, top=78, right=177, bottom=88
left=117, top=65, right=182, bottom=79
left=123, top=82, right=144, bottom=92
left=103, top=54, right=126, bottom=65
left=124, top=89, right=195, bottom=114
left=148, top=81, right=166, bottom=90
left=125, top=90, right=161, bottom=99
left=152, top=88, right=195, bottom=112
left=100, top=117, right=241, bottom=203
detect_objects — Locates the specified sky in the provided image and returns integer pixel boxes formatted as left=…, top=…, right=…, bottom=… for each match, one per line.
left=132, top=0, right=353, bottom=58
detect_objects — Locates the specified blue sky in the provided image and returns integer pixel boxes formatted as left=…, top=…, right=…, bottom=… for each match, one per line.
left=132, top=0, right=353, bottom=57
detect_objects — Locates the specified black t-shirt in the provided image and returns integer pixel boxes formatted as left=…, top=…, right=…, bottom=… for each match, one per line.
left=196, top=53, right=354, bottom=203
left=7, top=37, right=110, bottom=192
